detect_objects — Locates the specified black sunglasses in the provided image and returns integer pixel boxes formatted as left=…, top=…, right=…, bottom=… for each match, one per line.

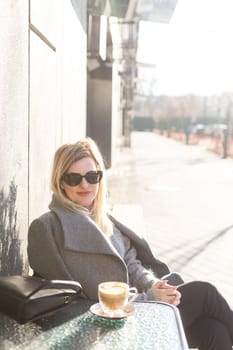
left=61, top=170, right=103, bottom=186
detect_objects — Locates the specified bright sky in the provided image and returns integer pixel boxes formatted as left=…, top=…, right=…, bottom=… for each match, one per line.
left=137, top=0, right=233, bottom=95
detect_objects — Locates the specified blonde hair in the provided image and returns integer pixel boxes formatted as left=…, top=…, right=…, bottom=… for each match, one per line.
left=50, top=138, right=113, bottom=236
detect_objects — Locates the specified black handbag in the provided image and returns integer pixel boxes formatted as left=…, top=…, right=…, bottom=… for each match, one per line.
left=0, top=275, right=82, bottom=324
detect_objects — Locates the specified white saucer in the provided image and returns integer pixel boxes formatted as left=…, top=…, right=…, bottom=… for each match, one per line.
left=90, top=303, right=135, bottom=319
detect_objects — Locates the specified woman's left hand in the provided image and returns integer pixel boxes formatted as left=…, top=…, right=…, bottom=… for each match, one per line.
left=151, top=280, right=182, bottom=306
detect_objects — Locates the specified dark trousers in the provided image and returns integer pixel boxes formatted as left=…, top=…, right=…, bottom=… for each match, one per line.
left=177, top=281, right=233, bottom=350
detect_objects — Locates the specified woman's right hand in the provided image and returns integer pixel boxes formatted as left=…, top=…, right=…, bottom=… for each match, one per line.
left=151, top=280, right=181, bottom=306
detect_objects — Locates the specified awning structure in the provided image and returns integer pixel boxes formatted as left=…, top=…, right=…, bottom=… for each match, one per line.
left=87, top=0, right=130, bottom=18
left=87, top=0, right=178, bottom=23
left=137, top=0, right=178, bottom=23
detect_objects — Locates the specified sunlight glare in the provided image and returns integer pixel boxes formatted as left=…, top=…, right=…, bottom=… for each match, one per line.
left=137, top=0, right=233, bottom=95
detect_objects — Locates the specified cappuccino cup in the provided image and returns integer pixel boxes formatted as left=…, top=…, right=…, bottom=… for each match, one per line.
left=98, top=281, right=137, bottom=317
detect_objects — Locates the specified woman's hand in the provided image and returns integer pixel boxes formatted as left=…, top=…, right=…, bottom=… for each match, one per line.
left=151, top=280, right=181, bottom=306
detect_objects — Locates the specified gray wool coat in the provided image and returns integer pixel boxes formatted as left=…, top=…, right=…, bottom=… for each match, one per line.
left=27, top=197, right=169, bottom=300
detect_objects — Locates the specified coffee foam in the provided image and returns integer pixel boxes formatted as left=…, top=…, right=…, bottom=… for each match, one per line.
left=101, top=285, right=126, bottom=295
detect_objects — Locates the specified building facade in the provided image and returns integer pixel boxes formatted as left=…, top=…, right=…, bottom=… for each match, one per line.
left=0, top=0, right=178, bottom=275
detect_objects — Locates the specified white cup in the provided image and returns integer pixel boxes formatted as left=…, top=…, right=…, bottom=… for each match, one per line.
left=98, top=281, right=137, bottom=317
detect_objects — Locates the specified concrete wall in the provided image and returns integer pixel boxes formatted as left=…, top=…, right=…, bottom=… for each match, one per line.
left=0, top=0, right=87, bottom=275
left=29, top=0, right=87, bottom=220
left=0, top=0, right=29, bottom=275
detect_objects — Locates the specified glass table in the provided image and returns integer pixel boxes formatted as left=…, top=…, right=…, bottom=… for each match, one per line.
left=0, top=300, right=188, bottom=350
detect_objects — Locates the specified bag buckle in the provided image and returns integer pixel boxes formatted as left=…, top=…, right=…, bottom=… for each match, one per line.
left=64, top=295, right=71, bottom=304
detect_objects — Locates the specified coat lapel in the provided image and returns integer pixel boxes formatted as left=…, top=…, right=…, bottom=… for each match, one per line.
left=50, top=198, right=120, bottom=257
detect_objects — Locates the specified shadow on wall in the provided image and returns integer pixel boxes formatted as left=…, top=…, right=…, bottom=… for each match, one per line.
left=0, top=180, right=23, bottom=275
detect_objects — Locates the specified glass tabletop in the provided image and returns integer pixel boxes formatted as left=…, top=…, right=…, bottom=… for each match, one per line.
left=0, top=300, right=188, bottom=350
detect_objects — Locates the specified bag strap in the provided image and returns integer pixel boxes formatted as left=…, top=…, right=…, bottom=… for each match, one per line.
left=27, top=278, right=82, bottom=299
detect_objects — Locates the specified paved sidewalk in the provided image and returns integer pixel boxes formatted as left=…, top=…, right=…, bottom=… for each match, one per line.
left=107, top=131, right=233, bottom=307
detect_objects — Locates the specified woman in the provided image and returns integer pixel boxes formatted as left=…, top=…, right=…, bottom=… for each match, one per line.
left=28, top=138, right=233, bottom=350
